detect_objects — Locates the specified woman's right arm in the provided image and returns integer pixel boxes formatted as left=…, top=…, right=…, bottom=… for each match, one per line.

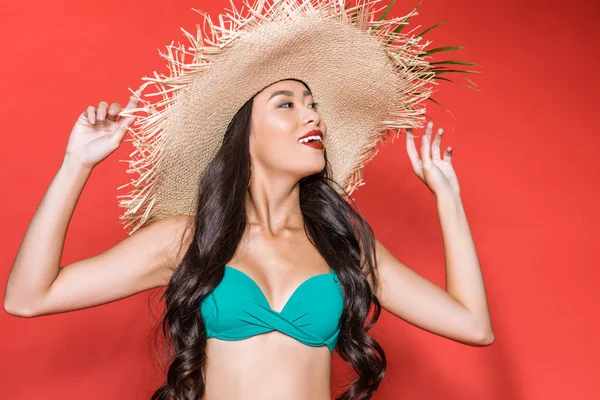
left=3, top=88, right=193, bottom=317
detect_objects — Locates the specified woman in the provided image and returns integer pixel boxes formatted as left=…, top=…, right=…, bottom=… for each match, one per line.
left=4, top=0, right=493, bottom=399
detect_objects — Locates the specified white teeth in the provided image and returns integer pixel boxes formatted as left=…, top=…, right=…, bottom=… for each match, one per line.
left=298, top=135, right=323, bottom=143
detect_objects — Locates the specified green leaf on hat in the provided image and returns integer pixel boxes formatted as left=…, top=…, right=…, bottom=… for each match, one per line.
left=416, top=20, right=445, bottom=37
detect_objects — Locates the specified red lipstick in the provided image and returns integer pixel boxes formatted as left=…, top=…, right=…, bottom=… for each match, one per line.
left=297, top=129, right=324, bottom=150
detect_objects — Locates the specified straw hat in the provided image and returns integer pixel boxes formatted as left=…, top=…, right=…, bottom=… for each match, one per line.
left=116, top=0, right=442, bottom=234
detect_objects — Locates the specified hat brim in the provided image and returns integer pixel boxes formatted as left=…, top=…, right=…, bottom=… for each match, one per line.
left=117, top=0, right=434, bottom=233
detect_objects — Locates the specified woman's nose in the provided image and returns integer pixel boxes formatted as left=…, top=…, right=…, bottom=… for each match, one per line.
left=303, top=109, right=320, bottom=125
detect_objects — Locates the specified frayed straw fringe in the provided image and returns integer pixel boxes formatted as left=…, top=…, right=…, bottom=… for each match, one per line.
left=117, top=0, right=436, bottom=234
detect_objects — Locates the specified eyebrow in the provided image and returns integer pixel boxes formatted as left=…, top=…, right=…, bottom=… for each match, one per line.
left=268, top=89, right=312, bottom=101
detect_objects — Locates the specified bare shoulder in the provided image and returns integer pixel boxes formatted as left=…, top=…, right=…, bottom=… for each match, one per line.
left=147, top=214, right=195, bottom=277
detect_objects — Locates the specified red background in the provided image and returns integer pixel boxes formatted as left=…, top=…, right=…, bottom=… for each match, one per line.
left=1, top=0, right=598, bottom=399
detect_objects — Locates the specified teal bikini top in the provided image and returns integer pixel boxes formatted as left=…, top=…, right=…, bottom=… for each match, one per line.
left=200, top=265, right=344, bottom=353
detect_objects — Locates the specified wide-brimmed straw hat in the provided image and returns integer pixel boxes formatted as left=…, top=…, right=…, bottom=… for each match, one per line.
left=116, top=0, right=455, bottom=234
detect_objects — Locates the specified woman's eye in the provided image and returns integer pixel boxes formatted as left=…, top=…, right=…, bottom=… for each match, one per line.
left=279, top=102, right=319, bottom=109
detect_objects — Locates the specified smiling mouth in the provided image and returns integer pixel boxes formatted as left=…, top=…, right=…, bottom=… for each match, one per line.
left=298, top=138, right=324, bottom=150
left=298, top=137, right=322, bottom=144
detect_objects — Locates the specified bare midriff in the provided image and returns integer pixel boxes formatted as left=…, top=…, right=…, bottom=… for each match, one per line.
left=201, top=330, right=333, bottom=400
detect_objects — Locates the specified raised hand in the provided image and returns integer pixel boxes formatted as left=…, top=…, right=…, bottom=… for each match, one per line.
left=406, top=121, right=461, bottom=198
left=64, top=87, right=144, bottom=170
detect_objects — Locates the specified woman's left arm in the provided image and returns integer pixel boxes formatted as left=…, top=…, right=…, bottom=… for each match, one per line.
left=370, top=121, right=494, bottom=346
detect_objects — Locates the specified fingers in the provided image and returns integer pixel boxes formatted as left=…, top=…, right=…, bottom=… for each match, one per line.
left=86, top=106, right=96, bottom=125
left=431, top=126, right=443, bottom=160
left=97, top=101, right=110, bottom=122
left=83, top=84, right=144, bottom=126
left=116, top=86, right=144, bottom=127
left=407, top=120, right=450, bottom=178
left=106, top=102, right=122, bottom=122
left=443, top=146, right=453, bottom=163
left=98, top=100, right=127, bottom=123
left=420, top=121, right=433, bottom=168
left=111, top=87, right=144, bottom=145
left=84, top=101, right=120, bottom=125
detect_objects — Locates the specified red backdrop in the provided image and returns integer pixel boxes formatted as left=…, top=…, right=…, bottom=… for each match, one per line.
left=1, top=0, right=598, bottom=399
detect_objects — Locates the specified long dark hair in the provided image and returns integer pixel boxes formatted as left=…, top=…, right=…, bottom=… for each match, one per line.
left=150, top=79, right=386, bottom=399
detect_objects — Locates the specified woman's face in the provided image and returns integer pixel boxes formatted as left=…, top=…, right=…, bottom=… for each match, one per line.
left=249, top=79, right=327, bottom=183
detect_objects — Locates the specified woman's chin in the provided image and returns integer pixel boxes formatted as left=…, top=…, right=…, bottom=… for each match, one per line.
left=299, top=164, right=325, bottom=179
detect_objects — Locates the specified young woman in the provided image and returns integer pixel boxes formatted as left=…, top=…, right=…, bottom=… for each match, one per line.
left=4, top=1, right=493, bottom=399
